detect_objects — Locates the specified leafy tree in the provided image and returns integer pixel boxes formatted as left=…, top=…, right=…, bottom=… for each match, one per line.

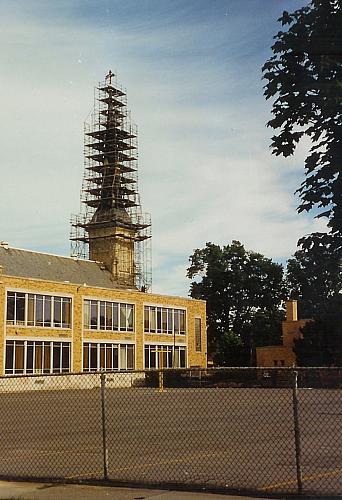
left=294, top=294, right=342, bottom=366
left=241, top=309, right=285, bottom=348
left=287, top=232, right=342, bottom=317
left=263, top=0, right=342, bottom=244
left=187, top=241, right=286, bottom=364
left=264, top=1, right=342, bottom=366
left=214, top=331, right=246, bottom=367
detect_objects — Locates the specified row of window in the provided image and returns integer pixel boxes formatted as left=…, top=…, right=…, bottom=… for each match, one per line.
left=6, top=293, right=191, bottom=337
left=83, top=343, right=134, bottom=371
left=144, top=345, right=186, bottom=369
left=84, top=300, right=134, bottom=332
left=144, top=306, right=186, bottom=335
left=7, top=292, right=71, bottom=328
left=4, top=340, right=187, bottom=374
left=5, top=340, right=70, bottom=375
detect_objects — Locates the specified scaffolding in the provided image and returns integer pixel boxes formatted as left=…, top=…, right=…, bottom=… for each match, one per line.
left=70, top=71, right=152, bottom=291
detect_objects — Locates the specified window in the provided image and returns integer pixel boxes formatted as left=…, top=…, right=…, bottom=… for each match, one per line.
left=144, top=345, right=187, bottom=369
left=6, top=292, right=71, bottom=329
left=5, top=341, right=71, bottom=375
left=6, top=292, right=25, bottom=325
left=83, top=342, right=134, bottom=372
left=83, top=300, right=134, bottom=332
left=195, top=318, right=202, bottom=352
left=144, top=306, right=186, bottom=335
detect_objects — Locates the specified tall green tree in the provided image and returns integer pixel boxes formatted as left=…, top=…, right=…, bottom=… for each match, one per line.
left=287, top=232, right=342, bottom=317
left=263, top=0, right=342, bottom=245
left=187, top=241, right=286, bottom=363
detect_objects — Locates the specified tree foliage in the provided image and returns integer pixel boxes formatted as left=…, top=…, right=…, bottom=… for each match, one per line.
left=263, top=0, right=342, bottom=240
left=187, top=241, right=286, bottom=363
left=294, top=294, right=342, bottom=366
left=287, top=232, right=342, bottom=365
left=287, top=232, right=342, bottom=317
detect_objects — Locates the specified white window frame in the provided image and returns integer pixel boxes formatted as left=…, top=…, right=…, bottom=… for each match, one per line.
left=143, top=305, right=187, bottom=336
left=5, top=339, right=71, bottom=375
left=5, top=290, right=72, bottom=329
left=144, top=343, right=187, bottom=369
left=83, top=299, right=135, bottom=332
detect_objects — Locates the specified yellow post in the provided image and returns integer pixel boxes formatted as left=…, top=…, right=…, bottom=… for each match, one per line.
left=158, top=349, right=164, bottom=392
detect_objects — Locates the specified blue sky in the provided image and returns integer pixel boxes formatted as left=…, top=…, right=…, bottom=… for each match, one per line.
left=0, top=0, right=326, bottom=295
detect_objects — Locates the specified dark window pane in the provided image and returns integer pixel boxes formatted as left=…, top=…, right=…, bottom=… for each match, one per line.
left=26, top=344, right=34, bottom=373
left=35, top=343, right=43, bottom=372
left=180, top=349, right=186, bottom=368
left=156, top=308, right=162, bottom=332
left=100, top=344, right=106, bottom=370
left=113, top=303, right=118, bottom=330
left=100, top=302, right=105, bottom=330
left=54, top=297, right=62, bottom=326
left=120, top=304, right=126, bottom=330
left=113, top=346, right=118, bottom=369
left=150, top=308, right=156, bottom=333
left=43, top=342, right=51, bottom=373
left=179, top=310, right=186, bottom=334
left=106, top=303, right=112, bottom=330
left=62, top=299, right=71, bottom=328
left=62, top=344, right=70, bottom=371
left=16, top=294, right=25, bottom=324
left=44, top=296, right=52, bottom=327
left=167, top=309, right=173, bottom=334
left=106, top=345, right=112, bottom=370
left=174, top=310, right=180, bottom=334
left=127, top=346, right=134, bottom=370
left=90, top=301, right=98, bottom=329
left=83, top=344, right=89, bottom=371
left=90, top=344, right=97, bottom=370
left=5, top=342, right=14, bottom=373
left=36, top=295, right=44, bottom=326
left=144, top=307, right=149, bottom=331
left=27, top=295, right=35, bottom=326
left=6, top=294, right=15, bottom=324
left=195, top=318, right=201, bottom=351
left=150, top=349, right=156, bottom=369
left=15, top=342, right=25, bottom=373
left=162, top=309, right=167, bottom=333
left=53, top=344, right=61, bottom=372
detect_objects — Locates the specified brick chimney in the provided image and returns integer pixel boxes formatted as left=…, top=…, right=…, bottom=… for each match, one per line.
left=286, top=299, right=298, bottom=322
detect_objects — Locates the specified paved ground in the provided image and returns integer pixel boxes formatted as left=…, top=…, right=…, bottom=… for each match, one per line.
left=0, top=385, right=340, bottom=497
left=0, top=480, right=272, bottom=500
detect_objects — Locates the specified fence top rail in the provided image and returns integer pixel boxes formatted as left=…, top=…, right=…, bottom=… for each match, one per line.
left=1, top=366, right=342, bottom=381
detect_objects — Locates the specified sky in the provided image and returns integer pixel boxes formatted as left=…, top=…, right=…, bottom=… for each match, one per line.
left=0, top=0, right=326, bottom=296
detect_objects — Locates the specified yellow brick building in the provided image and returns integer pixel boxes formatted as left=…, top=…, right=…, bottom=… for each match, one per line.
left=0, top=245, right=206, bottom=375
left=0, top=72, right=206, bottom=376
left=256, top=300, right=310, bottom=367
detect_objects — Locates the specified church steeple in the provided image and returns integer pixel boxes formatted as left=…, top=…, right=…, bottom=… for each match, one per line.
left=70, top=72, right=151, bottom=290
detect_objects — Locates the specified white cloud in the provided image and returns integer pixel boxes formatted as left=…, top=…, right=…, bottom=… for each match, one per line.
left=0, top=1, right=321, bottom=296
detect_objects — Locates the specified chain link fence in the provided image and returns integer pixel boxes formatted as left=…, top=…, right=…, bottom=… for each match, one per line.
left=0, top=367, right=341, bottom=496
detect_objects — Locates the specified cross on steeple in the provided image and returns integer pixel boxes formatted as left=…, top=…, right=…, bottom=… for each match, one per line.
left=105, top=70, right=115, bottom=85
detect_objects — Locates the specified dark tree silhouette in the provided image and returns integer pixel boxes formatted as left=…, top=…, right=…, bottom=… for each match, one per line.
left=263, top=0, right=342, bottom=246
left=187, top=241, right=286, bottom=364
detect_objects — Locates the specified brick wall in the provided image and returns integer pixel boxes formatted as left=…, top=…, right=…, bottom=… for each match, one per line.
left=1, top=274, right=206, bottom=374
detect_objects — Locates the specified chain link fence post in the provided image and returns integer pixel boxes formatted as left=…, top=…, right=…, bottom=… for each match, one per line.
left=100, top=373, right=109, bottom=480
left=292, top=369, right=303, bottom=495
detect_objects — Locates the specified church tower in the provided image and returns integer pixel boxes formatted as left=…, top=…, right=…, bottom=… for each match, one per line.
left=70, top=71, right=151, bottom=290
